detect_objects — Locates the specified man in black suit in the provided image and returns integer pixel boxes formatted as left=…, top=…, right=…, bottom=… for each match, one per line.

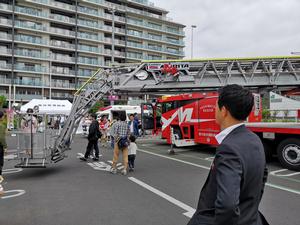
left=188, top=84, right=269, bottom=225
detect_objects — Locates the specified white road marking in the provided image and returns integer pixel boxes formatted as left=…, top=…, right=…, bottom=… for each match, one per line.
left=137, top=149, right=210, bottom=170
left=2, top=168, right=23, bottom=174
left=128, top=177, right=195, bottom=218
left=1, top=190, right=26, bottom=199
left=270, top=169, right=300, bottom=177
left=138, top=148, right=300, bottom=196
left=204, top=157, right=215, bottom=162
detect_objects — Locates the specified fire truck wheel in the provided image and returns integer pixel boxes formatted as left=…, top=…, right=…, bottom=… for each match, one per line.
left=277, top=138, right=300, bottom=171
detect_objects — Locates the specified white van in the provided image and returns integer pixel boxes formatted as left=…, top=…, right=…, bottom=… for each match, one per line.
left=96, top=105, right=148, bottom=122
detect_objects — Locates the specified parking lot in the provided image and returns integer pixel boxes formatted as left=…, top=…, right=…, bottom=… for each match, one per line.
left=1, top=135, right=300, bottom=225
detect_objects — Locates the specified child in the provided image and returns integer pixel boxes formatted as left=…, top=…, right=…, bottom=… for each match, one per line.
left=128, top=135, right=137, bottom=172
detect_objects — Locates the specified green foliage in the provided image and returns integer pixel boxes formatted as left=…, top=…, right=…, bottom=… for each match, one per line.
left=0, top=95, right=7, bottom=108
left=89, top=101, right=104, bottom=114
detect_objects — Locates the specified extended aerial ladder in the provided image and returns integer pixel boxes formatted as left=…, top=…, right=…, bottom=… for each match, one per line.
left=13, top=56, right=300, bottom=167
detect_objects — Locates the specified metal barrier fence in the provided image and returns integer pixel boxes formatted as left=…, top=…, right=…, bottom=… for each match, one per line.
left=11, top=113, right=66, bottom=168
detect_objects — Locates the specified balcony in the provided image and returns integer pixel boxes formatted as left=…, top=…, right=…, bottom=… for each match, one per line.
left=49, top=27, right=75, bottom=37
left=0, top=78, right=11, bottom=85
left=51, top=82, right=76, bottom=89
left=15, top=79, right=44, bottom=87
left=15, top=20, right=46, bottom=32
left=78, top=19, right=100, bottom=29
left=51, top=92, right=73, bottom=99
left=0, top=18, right=12, bottom=27
left=78, top=6, right=100, bottom=17
left=78, top=69, right=94, bottom=77
left=15, top=64, right=47, bottom=73
left=127, top=42, right=143, bottom=49
left=15, top=49, right=48, bottom=59
left=51, top=54, right=75, bottom=63
left=78, top=32, right=101, bottom=41
left=83, top=0, right=104, bottom=4
left=78, top=45, right=101, bottom=54
left=78, top=57, right=99, bottom=65
left=15, top=6, right=48, bottom=18
left=15, top=94, right=43, bottom=100
left=105, top=14, right=126, bottom=23
left=15, top=35, right=48, bottom=46
left=104, top=49, right=125, bottom=57
left=50, top=14, right=76, bottom=24
left=50, top=40, right=75, bottom=50
left=49, top=0, right=75, bottom=11
left=0, top=3, right=12, bottom=11
left=25, top=0, right=49, bottom=4
left=51, top=67, right=75, bottom=76
left=104, top=38, right=125, bottom=46
left=126, top=52, right=143, bottom=60
left=0, top=48, right=11, bottom=55
left=0, top=32, right=11, bottom=41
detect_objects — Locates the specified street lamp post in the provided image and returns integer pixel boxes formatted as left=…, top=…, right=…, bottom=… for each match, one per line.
left=191, top=25, right=197, bottom=59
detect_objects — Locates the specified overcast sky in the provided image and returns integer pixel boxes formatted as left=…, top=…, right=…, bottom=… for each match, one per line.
left=151, top=0, right=300, bottom=59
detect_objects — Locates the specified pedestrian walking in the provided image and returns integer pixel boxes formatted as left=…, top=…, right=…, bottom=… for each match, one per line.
left=187, top=84, right=269, bottom=225
left=128, top=113, right=139, bottom=137
left=0, top=111, right=7, bottom=195
left=110, top=113, right=130, bottom=175
left=128, top=135, right=137, bottom=172
left=99, top=116, right=109, bottom=147
left=80, top=113, right=101, bottom=161
left=21, top=108, right=38, bottom=155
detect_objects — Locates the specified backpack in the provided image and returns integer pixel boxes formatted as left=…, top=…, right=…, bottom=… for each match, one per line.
left=118, top=136, right=129, bottom=150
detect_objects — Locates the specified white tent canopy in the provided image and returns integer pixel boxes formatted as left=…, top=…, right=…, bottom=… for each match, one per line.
left=20, top=99, right=72, bottom=115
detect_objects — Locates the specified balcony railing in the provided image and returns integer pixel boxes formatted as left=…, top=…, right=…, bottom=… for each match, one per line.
left=51, top=67, right=76, bottom=76
left=50, top=40, right=75, bottom=49
left=15, top=79, right=44, bottom=87
left=0, top=78, right=11, bottom=85
left=15, top=94, right=43, bottom=100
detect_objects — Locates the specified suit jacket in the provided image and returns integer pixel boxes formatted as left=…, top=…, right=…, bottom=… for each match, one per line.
left=188, top=125, right=269, bottom=225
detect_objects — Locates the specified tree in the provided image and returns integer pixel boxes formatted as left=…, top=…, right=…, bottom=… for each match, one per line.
left=89, top=101, right=104, bottom=114
left=0, top=95, right=7, bottom=109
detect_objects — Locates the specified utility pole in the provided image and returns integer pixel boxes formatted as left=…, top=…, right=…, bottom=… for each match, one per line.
left=191, top=25, right=197, bottom=59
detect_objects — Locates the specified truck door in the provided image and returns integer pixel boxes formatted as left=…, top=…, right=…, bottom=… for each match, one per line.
left=196, top=97, right=219, bottom=145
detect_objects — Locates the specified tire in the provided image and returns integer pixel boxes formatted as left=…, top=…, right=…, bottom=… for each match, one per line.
left=277, top=138, right=300, bottom=171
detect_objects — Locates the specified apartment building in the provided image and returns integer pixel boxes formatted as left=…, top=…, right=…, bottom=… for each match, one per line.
left=0, top=0, right=185, bottom=105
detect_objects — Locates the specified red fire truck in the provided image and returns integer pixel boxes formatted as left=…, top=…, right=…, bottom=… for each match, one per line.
left=148, top=92, right=300, bottom=171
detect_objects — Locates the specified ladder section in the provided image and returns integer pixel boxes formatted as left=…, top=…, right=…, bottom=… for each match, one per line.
left=51, top=69, right=113, bottom=162
left=113, top=56, right=300, bottom=93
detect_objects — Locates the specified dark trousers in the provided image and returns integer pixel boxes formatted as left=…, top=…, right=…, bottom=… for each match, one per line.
left=84, top=139, right=99, bottom=159
left=0, top=145, right=3, bottom=175
left=128, top=154, right=136, bottom=169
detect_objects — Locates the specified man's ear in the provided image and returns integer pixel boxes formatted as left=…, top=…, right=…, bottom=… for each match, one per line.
left=221, top=106, right=228, bottom=118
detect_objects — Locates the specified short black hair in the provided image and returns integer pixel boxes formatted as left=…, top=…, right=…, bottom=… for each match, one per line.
left=27, top=108, right=33, bottom=113
left=90, top=113, right=97, bottom=119
left=129, top=114, right=134, bottom=117
left=218, top=84, right=254, bottom=121
left=120, top=113, right=126, bottom=121
left=129, top=135, right=136, bottom=142
left=0, top=111, right=4, bottom=119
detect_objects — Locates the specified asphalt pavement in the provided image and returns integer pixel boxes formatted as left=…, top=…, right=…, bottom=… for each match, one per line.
left=0, top=135, right=299, bottom=225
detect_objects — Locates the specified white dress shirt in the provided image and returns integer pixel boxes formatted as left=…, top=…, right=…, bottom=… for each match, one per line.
left=215, top=123, right=244, bottom=144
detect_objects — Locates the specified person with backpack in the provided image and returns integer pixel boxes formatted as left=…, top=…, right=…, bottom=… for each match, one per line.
left=80, top=113, right=101, bottom=161
left=110, top=113, right=130, bottom=175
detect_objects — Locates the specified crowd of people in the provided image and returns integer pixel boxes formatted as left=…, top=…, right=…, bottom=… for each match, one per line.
left=80, top=112, right=139, bottom=176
